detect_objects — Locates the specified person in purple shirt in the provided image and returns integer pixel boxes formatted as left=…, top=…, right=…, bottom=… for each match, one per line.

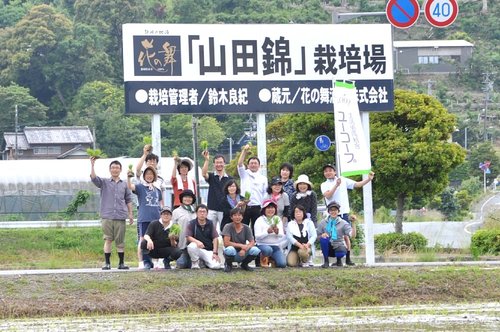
left=90, top=157, right=134, bottom=270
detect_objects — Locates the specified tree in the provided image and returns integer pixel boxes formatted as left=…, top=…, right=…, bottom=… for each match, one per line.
left=66, top=81, right=143, bottom=157
left=467, top=141, right=499, bottom=185
left=0, top=5, right=73, bottom=108
left=267, top=113, right=335, bottom=190
left=73, top=0, right=146, bottom=77
left=161, top=114, right=225, bottom=158
left=370, top=90, right=466, bottom=233
left=0, top=83, right=48, bottom=136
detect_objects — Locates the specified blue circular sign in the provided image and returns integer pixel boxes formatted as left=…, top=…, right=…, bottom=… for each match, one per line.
left=386, top=0, right=420, bottom=29
left=315, top=135, right=332, bottom=152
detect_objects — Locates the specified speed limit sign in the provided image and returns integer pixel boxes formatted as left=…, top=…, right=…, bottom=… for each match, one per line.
left=424, top=0, right=459, bottom=28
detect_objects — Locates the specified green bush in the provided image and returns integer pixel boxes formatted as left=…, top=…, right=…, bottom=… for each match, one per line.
left=471, top=229, right=500, bottom=255
left=375, top=232, right=428, bottom=253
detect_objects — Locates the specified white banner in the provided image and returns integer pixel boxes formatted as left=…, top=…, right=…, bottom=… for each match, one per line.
left=333, top=81, right=372, bottom=176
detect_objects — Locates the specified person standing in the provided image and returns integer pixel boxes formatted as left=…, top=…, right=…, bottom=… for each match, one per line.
left=202, top=151, right=233, bottom=234
left=171, top=156, right=196, bottom=209
left=237, top=144, right=268, bottom=230
left=90, top=157, right=133, bottom=270
left=321, top=164, right=373, bottom=265
left=221, top=207, right=261, bottom=272
left=220, top=179, right=247, bottom=233
left=185, top=204, right=221, bottom=269
left=127, top=166, right=164, bottom=267
left=279, top=162, right=296, bottom=199
left=265, top=176, right=290, bottom=230
left=290, top=174, right=318, bottom=226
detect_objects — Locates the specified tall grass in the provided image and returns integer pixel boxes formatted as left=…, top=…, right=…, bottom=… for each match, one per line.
left=0, top=225, right=139, bottom=270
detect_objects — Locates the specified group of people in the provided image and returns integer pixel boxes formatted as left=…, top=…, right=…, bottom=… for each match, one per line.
left=90, top=143, right=374, bottom=271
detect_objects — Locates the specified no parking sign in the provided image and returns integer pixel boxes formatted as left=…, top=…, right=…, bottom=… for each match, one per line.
left=424, top=0, right=459, bottom=28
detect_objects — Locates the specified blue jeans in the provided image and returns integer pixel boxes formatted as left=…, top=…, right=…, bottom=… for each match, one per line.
left=223, top=246, right=261, bottom=263
left=320, top=237, right=347, bottom=259
left=257, top=244, right=286, bottom=268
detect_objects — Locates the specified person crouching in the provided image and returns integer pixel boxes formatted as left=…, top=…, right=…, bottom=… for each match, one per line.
left=221, top=207, right=261, bottom=272
left=317, top=201, right=355, bottom=267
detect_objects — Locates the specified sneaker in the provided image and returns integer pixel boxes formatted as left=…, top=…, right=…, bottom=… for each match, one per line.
left=102, top=263, right=111, bottom=270
left=321, top=261, right=329, bottom=268
left=118, top=263, right=130, bottom=270
left=143, top=262, right=153, bottom=270
left=307, top=257, right=314, bottom=267
left=191, top=260, right=200, bottom=269
left=346, top=260, right=356, bottom=266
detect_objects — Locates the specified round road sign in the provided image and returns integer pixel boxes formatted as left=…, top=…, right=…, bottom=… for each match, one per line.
left=386, top=0, right=421, bottom=29
left=314, top=135, right=332, bottom=152
left=424, top=0, right=459, bottom=28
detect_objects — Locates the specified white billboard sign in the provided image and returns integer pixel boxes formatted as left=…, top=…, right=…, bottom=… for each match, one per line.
left=122, top=24, right=394, bottom=114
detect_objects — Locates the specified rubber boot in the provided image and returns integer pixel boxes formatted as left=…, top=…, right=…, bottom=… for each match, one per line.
left=241, top=255, right=257, bottom=271
left=346, top=251, right=355, bottom=266
left=321, top=257, right=329, bottom=268
left=336, top=257, right=343, bottom=267
left=224, top=255, right=234, bottom=273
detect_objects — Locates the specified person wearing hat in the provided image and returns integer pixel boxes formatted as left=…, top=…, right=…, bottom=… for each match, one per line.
left=140, top=206, right=182, bottom=270
left=290, top=174, right=318, bottom=226
left=265, top=176, right=290, bottom=229
left=316, top=201, right=356, bottom=268
left=254, top=199, right=287, bottom=268
left=127, top=165, right=164, bottom=267
left=286, top=205, right=317, bottom=267
left=202, top=150, right=233, bottom=234
left=321, top=164, right=373, bottom=265
left=171, top=189, right=197, bottom=269
left=171, top=156, right=196, bottom=209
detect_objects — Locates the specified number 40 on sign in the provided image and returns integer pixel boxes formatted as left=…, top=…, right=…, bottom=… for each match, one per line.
left=424, top=0, right=459, bottom=28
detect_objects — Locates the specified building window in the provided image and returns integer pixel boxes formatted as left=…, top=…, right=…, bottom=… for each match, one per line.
left=429, top=56, right=439, bottom=64
left=33, top=146, right=61, bottom=155
left=47, top=146, right=61, bottom=154
left=418, top=56, right=439, bottom=64
left=33, top=147, right=48, bottom=155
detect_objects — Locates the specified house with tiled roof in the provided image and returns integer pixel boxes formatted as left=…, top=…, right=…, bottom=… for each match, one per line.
left=2, top=126, right=94, bottom=160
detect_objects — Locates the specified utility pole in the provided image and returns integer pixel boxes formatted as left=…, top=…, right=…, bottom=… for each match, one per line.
left=191, top=116, right=201, bottom=200
left=426, top=80, right=435, bottom=96
left=14, top=105, right=18, bottom=160
left=482, top=73, right=494, bottom=142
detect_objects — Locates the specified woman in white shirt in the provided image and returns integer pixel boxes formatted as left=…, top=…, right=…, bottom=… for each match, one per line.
left=254, top=199, right=286, bottom=268
left=286, top=205, right=317, bottom=267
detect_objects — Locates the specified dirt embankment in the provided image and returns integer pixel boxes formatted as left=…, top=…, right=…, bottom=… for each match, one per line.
left=1, top=265, right=499, bottom=318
